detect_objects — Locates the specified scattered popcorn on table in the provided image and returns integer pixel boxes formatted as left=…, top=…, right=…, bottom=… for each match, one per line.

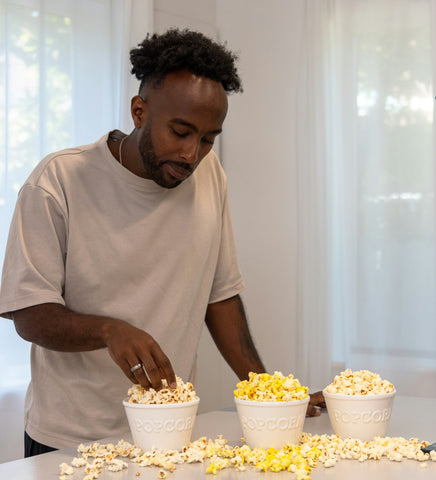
left=324, top=369, right=395, bottom=395
left=71, top=456, right=87, bottom=467
left=126, top=376, right=198, bottom=404
left=107, top=458, right=128, bottom=472
left=56, top=371, right=434, bottom=480
left=206, top=457, right=230, bottom=474
left=59, top=431, right=435, bottom=479
left=83, top=474, right=99, bottom=480
left=234, top=371, right=309, bottom=401
left=59, top=462, right=74, bottom=475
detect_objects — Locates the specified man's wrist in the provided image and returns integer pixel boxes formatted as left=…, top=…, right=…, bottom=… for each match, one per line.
left=100, top=317, right=122, bottom=346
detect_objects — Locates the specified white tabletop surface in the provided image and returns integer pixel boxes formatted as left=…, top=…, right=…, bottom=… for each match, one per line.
left=1, top=395, right=435, bottom=479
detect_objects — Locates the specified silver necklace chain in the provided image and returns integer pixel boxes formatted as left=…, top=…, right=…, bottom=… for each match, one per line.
left=118, top=136, right=126, bottom=166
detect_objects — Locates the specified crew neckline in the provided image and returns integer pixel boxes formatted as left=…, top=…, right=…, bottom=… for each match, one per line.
left=98, top=131, right=177, bottom=194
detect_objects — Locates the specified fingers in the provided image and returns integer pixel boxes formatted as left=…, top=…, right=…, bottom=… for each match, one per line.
left=105, top=321, right=176, bottom=391
left=126, top=350, right=176, bottom=391
left=306, top=404, right=321, bottom=417
left=120, top=358, right=148, bottom=386
left=150, top=345, right=177, bottom=389
left=309, top=390, right=326, bottom=409
left=130, top=362, right=153, bottom=387
left=306, top=391, right=326, bottom=416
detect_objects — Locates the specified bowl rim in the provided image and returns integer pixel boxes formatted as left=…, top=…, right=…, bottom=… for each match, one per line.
left=322, top=387, right=396, bottom=400
left=234, top=396, right=309, bottom=406
left=123, top=397, right=200, bottom=408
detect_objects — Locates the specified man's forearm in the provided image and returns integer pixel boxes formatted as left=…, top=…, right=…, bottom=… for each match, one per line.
left=205, top=294, right=265, bottom=380
left=13, top=302, right=177, bottom=389
left=205, top=295, right=326, bottom=417
left=13, top=303, right=123, bottom=352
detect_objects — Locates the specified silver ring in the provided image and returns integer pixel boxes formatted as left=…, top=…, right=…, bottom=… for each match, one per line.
left=130, top=363, right=143, bottom=374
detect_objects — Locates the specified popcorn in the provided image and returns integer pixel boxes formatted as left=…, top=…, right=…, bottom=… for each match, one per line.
left=60, top=440, right=148, bottom=479
left=59, top=375, right=432, bottom=480
left=59, top=432, right=435, bottom=480
left=206, top=457, right=230, bottom=474
left=71, top=457, right=87, bottom=467
left=301, top=433, right=434, bottom=468
left=126, top=376, right=198, bottom=404
left=59, top=462, right=74, bottom=475
left=83, top=475, right=99, bottom=480
left=324, top=369, right=395, bottom=395
left=234, top=371, right=309, bottom=402
left=107, top=458, right=128, bottom=472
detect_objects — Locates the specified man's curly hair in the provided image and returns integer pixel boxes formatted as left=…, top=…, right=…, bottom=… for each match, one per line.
left=130, top=28, right=242, bottom=94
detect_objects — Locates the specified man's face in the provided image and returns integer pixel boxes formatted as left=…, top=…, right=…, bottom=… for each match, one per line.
left=136, top=70, right=228, bottom=189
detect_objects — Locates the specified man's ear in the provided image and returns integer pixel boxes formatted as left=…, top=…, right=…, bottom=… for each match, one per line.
left=131, top=95, right=148, bottom=128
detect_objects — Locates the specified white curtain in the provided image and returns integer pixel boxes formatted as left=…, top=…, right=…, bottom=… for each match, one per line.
left=296, top=0, right=333, bottom=392
left=0, top=0, right=153, bottom=462
left=297, top=0, right=436, bottom=396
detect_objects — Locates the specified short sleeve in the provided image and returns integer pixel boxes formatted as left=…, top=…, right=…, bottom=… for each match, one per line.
left=208, top=188, right=245, bottom=304
left=0, top=184, right=67, bottom=318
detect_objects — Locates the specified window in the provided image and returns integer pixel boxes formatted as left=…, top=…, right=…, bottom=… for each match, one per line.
left=0, top=0, right=131, bottom=390
left=296, top=0, right=436, bottom=396
left=331, top=0, right=436, bottom=395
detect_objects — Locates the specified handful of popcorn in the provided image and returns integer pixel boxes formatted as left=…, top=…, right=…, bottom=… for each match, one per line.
left=324, top=369, right=395, bottom=395
left=234, top=371, right=309, bottom=402
left=126, top=376, right=198, bottom=404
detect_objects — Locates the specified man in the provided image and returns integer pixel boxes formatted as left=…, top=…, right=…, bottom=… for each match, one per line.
left=0, top=29, right=324, bottom=457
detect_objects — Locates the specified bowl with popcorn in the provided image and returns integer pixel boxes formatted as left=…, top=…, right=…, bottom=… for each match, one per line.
left=234, top=371, right=310, bottom=449
left=123, top=376, right=199, bottom=451
left=323, top=369, right=396, bottom=441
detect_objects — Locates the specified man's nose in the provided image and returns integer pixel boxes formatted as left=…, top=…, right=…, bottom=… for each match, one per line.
left=179, top=139, right=200, bottom=164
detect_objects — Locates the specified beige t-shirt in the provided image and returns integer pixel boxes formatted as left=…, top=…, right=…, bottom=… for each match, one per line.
left=0, top=133, right=244, bottom=448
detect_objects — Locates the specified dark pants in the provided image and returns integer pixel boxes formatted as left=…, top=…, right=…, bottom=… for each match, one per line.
left=24, top=431, right=57, bottom=457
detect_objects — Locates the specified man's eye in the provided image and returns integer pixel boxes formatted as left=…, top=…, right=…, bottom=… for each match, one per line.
left=202, top=137, right=215, bottom=145
left=172, top=128, right=188, bottom=138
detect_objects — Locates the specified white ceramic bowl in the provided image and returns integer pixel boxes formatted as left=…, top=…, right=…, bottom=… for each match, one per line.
left=123, top=398, right=199, bottom=451
left=323, top=389, right=396, bottom=441
left=234, top=396, right=309, bottom=449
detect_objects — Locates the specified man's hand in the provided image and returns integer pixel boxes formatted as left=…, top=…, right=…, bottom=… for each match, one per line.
left=104, top=321, right=176, bottom=390
left=306, top=390, right=326, bottom=416
left=13, top=303, right=176, bottom=390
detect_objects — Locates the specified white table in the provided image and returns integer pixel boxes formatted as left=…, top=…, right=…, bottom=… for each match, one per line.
left=1, top=396, right=435, bottom=479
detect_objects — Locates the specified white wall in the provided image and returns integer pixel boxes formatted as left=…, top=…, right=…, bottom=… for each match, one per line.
left=154, top=0, right=217, bottom=37
left=217, top=0, right=304, bottom=376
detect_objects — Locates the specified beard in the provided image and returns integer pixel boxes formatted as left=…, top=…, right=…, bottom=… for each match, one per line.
left=138, top=123, right=192, bottom=189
